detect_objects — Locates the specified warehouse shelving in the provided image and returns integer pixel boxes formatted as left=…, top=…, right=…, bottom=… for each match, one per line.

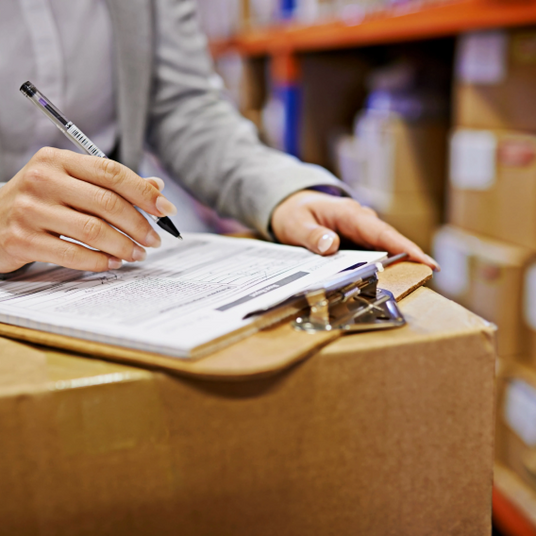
left=209, top=4, right=536, bottom=533
left=210, top=0, right=536, bottom=57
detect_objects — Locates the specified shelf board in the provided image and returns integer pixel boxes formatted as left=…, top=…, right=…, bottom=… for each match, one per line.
left=210, top=0, right=536, bottom=57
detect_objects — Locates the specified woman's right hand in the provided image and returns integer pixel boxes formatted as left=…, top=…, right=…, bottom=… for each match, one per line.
left=0, top=147, right=177, bottom=274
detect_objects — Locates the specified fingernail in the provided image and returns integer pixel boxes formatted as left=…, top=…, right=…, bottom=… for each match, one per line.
left=145, top=230, right=162, bottom=248
left=132, top=246, right=147, bottom=262
left=317, top=233, right=335, bottom=254
left=108, top=257, right=123, bottom=270
left=156, top=196, right=177, bottom=216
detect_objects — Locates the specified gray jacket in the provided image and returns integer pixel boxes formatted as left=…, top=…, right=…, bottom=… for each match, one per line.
left=106, top=0, right=345, bottom=236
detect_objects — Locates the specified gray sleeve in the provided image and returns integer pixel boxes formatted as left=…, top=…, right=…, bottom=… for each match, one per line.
left=147, top=0, right=350, bottom=238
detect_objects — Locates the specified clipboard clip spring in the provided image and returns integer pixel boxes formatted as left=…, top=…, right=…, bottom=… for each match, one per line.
left=292, top=270, right=405, bottom=334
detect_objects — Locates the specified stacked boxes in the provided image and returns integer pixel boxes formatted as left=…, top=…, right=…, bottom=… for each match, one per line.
left=496, top=364, right=536, bottom=499
left=435, top=27, right=536, bottom=361
left=454, top=30, right=536, bottom=132
left=433, top=226, right=536, bottom=362
left=335, top=59, right=449, bottom=253
left=433, top=28, right=536, bottom=499
left=448, top=129, right=536, bottom=250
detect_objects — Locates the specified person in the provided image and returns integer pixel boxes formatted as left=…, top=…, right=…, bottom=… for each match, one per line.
left=0, top=0, right=438, bottom=275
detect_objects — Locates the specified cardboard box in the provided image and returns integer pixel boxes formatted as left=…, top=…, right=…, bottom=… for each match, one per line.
left=345, top=112, right=447, bottom=205
left=448, top=127, right=536, bottom=250
left=432, top=225, right=536, bottom=360
left=335, top=113, right=447, bottom=251
left=0, top=286, right=495, bottom=535
left=496, top=363, right=536, bottom=497
left=455, top=29, right=536, bottom=131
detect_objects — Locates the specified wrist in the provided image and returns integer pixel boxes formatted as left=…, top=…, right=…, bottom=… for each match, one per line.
left=307, top=185, right=345, bottom=197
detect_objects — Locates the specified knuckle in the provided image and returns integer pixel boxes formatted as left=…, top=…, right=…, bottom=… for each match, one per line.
left=1, top=225, right=25, bottom=256
left=98, top=189, right=122, bottom=215
left=139, top=179, right=155, bottom=199
left=362, top=206, right=378, bottom=218
left=100, top=159, right=124, bottom=187
left=11, top=194, right=36, bottom=220
left=22, top=166, right=49, bottom=190
left=34, top=146, right=58, bottom=163
left=343, top=198, right=361, bottom=210
left=60, top=245, right=79, bottom=267
left=81, top=217, right=104, bottom=244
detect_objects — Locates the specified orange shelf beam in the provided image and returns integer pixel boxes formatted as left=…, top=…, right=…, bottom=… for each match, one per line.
left=210, top=0, right=536, bottom=57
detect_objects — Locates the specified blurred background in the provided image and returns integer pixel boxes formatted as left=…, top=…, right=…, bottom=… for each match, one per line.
left=176, top=0, right=536, bottom=534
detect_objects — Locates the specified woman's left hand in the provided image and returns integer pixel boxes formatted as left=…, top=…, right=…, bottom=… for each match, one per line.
left=271, top=190, right=439, bottom=271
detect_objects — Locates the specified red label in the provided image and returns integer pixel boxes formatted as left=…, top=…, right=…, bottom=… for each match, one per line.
left=498, top=139, right=536, bottom=167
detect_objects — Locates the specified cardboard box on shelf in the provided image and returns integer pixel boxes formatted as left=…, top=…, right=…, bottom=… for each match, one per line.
left=342, top=112, right=447, bottom=202
left=496, top=363, right=536, bottom=497
left=432, top=225, right=536, bottom=360
left=448, top=127, right=536, bottom=250
left=336, top=113, right=447, bottom=251
left=455, top=29, right=536, bottom=131
left=0, top=285, right=495, bottom=536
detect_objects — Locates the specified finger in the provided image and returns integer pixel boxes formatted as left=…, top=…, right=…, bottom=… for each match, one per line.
left=143, top=176, right=165, bottom=191
left=58, top=177, right=161, bottom=248
left=29, top=233, right=123, bottom=272
left=39, top=205, right=147, bottom=263
left=376, top=226, right=441, bottom=271
left=277, top=208, right=340, bottom=255
left=344, top=212, right=440, bottom=271
left=44, top=149, right=176, bottom=218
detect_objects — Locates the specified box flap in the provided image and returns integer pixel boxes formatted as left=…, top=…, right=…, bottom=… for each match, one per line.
left=0, top=262, right=432, bottom=381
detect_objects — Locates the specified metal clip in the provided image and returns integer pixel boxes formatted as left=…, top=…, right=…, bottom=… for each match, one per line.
left=293, top=274, right=405, bottom=334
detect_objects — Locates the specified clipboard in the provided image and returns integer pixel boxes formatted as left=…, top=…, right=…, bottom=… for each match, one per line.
left=0, top=260, right=432, bottom=380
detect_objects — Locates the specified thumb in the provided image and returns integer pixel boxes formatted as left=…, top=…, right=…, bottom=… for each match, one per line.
left=287, top=212, right=340, bottom=255
left=143, top=176, right=165, bottom=192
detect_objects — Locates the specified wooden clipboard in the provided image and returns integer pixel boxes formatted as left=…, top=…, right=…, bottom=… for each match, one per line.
left=0, top=261, right=432, bottom=381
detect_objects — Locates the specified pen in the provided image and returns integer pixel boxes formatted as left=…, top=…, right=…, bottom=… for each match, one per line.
left=20, top=81, right=181, bottom=239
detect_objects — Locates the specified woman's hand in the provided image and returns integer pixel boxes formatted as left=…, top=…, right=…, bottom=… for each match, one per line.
left=271, top=190, right=439, bottom=270
left=0, top=147, right=176, bottom=274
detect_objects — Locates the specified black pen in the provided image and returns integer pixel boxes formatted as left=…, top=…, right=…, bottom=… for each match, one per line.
left=20, top=81, right=181, bottom=239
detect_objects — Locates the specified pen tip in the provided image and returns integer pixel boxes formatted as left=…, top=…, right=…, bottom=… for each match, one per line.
left=156, top=216, right=181, bottom=239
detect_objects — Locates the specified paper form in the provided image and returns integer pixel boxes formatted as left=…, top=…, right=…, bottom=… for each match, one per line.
left=0, top=233, right=385, bottom=358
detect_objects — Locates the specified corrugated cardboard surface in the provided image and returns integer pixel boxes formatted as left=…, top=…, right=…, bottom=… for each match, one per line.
left=0, top=287, right=496, bottom=536
left=448, top=129, right=536, bottom=250
left=432, top=225, right=536, bottom=359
